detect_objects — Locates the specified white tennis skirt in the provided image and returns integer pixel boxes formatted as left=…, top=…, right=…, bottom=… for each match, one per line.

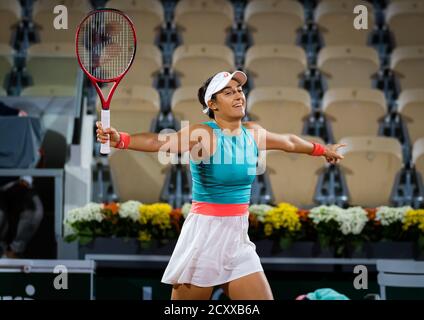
left=161, top=211, right=263, bottom=287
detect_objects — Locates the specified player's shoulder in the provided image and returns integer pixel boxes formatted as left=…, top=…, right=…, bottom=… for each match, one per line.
left=242, top=121, right=264, bottom=130
left=179, top=122, right=214, bottom=134
left=189, top=123, right=213, bottom=131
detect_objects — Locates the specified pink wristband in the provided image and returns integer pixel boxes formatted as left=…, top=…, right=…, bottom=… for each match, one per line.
left=310, top=142, right=326, bottom=156
left=117, top=132, right=131, bottom=149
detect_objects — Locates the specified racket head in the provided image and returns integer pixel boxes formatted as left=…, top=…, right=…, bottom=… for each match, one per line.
left=75, top=8, right=137, bottom=83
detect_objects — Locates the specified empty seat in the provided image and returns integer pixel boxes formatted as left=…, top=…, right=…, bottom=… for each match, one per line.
left=387, top=0, right=424, bottom=46
left=97, top=85, right=160, bottom=134
left=21, top=85, right=75, bottom=96
left=245, top=45, right=307, bottom=87
left=244, top=0, right=304, bottom=45
left=0, top=44, right=13, bottom=84
left=323, top=88, right=386, bottom=141
left=315, top=0, right=374, bottom=46
left=172, top=86, right=210, bottom=126
left=27, top=43, right=78, bottom=87
left=109, top=150, right=168, bottom=203
left=107, top=0, right=164, bottom=44
left=391, top=46, right=424, bottom=90
left=172, top=44, right=235, bottom=86
left=266, top=135, right=326, bottom=207
left=247, top=87, right=310, bottom=134
left=318, top=46, right=379, bottom=89
left=33, top=0, right=91, bottom=43
left=398, top=89, right=424, bottom=144
left=0, top=0, right=20, bottom=45
left=119, top=44, right=162, bottom=87
left=413, top=137, right=424, bottom=180
left=338, top=136, right=403, bottom=207
left=377, top=259, right=424, bottom=300
left=175, top=0, right=233, bottom=44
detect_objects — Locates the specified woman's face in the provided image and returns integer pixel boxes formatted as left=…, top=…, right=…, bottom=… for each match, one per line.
left=209, top=79, right=246, bottom=120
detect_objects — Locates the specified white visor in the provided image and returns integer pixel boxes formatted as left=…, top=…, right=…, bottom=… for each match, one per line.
left=203, top=71, right=247, bottom=114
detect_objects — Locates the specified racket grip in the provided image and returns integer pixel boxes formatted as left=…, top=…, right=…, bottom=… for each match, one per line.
left=100, top=110, right=111, bottom=154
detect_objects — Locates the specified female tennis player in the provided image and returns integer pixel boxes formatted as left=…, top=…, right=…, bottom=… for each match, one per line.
left=96, top=71, right=346, bottom=300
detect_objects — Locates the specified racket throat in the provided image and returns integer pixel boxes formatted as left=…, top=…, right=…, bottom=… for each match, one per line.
left=93, top=79, right=120, bottom=109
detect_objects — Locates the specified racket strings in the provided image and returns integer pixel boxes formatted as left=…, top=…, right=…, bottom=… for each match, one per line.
left=77, top=10, right=135, bottom=80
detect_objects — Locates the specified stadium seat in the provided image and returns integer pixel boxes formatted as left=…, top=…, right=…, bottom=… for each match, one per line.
left=175, top=0, right=233, bottom=44
left=0, top=0, right=20, bottom=45
left=386, top=0, right=424, bottom=46
left=413, top=137, right=424, bottom=180
left=398, top=89, right=424, bottom=145
left=119, top=44, right=162, bottom=87
left=338, top=136, right=403, bottom=207
left=244, top=0, right=304, bottom=45
left=0, top=44, right=13, bottom=86
left=265, top=136, right=327, bottom=207
left=172, top=44, right=235, bottom=86
left=97, top=85, right=160, bottom=134
left=107, top=0, right=164, bottom=44
left=323, top=88, right=386, bottom=141
left=391, top=46, right=424, bottom=90
left=245, top=45, right=307, bottom=87
left=377, top=259, right=424, bottom=300
left=172, top=86, right=211, bottom=126
left=109, top=149, right=168, bottom=203
left=27, top=43, right=78, bottom=87
left=33, top=0, right=91, bottom=43
left=247, top=87, right=310, bottom=134
left=21, top=85, right=76, bottom=96
left=318, top=46, right=379, bottom=89
left=315, top=0, right=374, bottom=46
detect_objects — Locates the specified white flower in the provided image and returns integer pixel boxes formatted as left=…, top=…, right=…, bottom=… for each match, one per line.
left=181, top=203, right=192, bottom=219
left=309, top=205, right=342, bottom=224
left=337, top=207, right=368, bottom=235
left=64, top=202, right=103, bottom=233
left=375, top=206, right=412, bottom=226
left=309, top=205, right=368, bottom=235
left=248, top=204, right=273, bottom=222
left=119, top=200, right=142, bottom=222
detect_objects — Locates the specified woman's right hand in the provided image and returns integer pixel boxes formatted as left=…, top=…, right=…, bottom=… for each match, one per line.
left=96, top=121, right=120, bottom=148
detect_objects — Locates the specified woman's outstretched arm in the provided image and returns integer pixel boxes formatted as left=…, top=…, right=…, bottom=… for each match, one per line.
left=243, top=121, right=346, bottom=165
left=96, top=121, right=210, bottom=154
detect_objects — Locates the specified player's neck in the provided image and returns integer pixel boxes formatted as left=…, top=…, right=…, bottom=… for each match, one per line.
left=213, top=118, right=242, bottom=136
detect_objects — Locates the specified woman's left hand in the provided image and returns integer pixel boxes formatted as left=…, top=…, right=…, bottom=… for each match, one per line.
left=324, top=144, right=347, bottom=164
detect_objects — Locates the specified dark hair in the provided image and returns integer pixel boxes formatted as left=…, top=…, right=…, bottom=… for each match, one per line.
left=197, top=74, right=218, bottom=119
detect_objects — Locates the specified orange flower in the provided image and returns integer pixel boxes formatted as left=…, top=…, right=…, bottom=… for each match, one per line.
left=170, top=208, right=183, bottom=233
left=103, top=202, right=119, bottom=215
left=249, top=213, right=259, bottom=229
left=365, top=208, right=380, bottom=225
left=297, top=209, right=310, bottom=222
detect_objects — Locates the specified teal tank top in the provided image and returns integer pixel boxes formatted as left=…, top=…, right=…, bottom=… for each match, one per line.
left=190, top=121, right=258, bottom=204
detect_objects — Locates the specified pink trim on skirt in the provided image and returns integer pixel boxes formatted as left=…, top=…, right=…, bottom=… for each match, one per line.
left=191, top=201, right=249, bottom=216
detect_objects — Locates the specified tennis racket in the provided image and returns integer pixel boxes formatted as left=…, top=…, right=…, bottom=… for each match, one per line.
left=76, top=8, right=136, bottom=154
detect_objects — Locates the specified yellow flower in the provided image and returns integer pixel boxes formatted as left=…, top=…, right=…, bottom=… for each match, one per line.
left=139, top=203, right=172, bottom=230
left=138, top=230, right=152, bottom=242
left=264, top=202, right=301, bottom=234
left=403, top=209, right=424, bottom=232
left=264, top=223, right=273, bottom=236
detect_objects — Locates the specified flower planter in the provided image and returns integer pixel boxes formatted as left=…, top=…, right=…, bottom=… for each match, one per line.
left=254, top=240, right=316, bottom=257
left=253, top=239, right=273, bottom=257
left=79, top=237, right=177, bottom=259
left=368, top=241, right=415, bottom=259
